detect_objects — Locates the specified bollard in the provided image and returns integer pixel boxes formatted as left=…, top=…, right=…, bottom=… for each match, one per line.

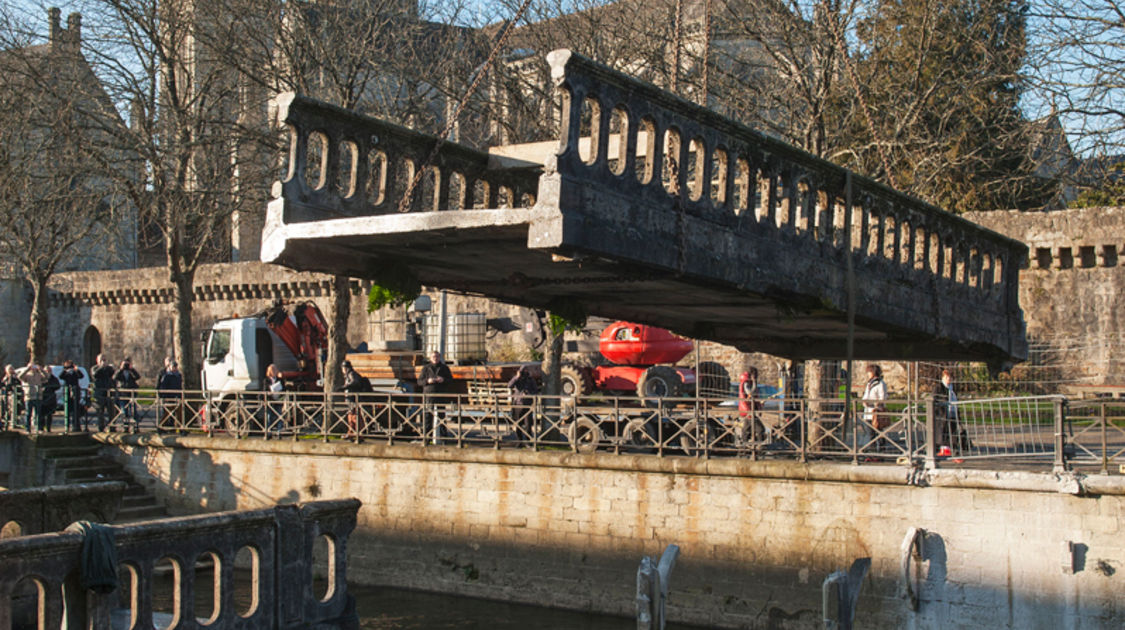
left=822, top=557, right=870, bottom=630
left=636, top=544, right=680, bottom=630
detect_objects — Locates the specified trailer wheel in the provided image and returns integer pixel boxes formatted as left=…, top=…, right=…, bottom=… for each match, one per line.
left=676, top=419, right=704, bottom=456
left=696, top=361, right=731, bottom=398
left=560, top=364, right=593, bottom=398
left=637, top=365, right=682, bottom=401
left=623, top=417, right=657, bottom=452
left=567, top=416, right=602, bottom=453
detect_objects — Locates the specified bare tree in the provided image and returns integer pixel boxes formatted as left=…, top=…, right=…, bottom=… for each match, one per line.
left=66, top=0, right=253, bottom=386
left=0, top=9, right=126, bottom=363
left=1027, top=0, right=1125, bottom=195
left=210, top=0, right=481, bottom=389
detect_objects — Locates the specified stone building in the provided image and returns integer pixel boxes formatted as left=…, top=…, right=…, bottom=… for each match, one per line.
left=0, top=9, right=137, bottom=365
left=9, top=3, right=1124, bottom=393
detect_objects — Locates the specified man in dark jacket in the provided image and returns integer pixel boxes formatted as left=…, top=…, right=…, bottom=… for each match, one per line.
left=156, top=360, right=184, bottom=430
left=59, top=361, right=85, bottom=432
left=507, top=365, right=540, bottom=441
left=419, top=351, right=452, bottom=395
left=418, top=352, right=453, bottom=443
left=90, top=354, right=115, bottom=432
left=41, top=366, right=61, bottom=432
left=114, top=359, right=141, bottom=430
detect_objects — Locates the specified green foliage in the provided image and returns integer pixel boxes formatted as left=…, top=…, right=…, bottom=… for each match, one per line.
left=844, top=0, right=1056, bottom=212
left=365, top=262, right=421, bottom=312
left=545, top=297, right=587, bottom=336
left=1069, top=163, right=1125, bottom=208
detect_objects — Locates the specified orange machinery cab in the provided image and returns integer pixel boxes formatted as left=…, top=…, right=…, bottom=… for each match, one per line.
left=594, top=322, right=696, bottom=393
left=599, top=322, right=694, bottom=366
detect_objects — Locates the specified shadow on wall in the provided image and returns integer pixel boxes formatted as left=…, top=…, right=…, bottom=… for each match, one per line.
left=166, top=448, right=241, bottom=512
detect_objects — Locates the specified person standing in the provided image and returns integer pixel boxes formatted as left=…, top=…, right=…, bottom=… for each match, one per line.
left=265, top=364, right=286, bottom=436
left=40, top=366, right=61, bottom=433
left=507, top=365, right=540, bottom=441
left=90, top=354, right=115, bottom=432
left=156, top=360, right=184, bottom=430
left=114, top=359, right=141, bottom=431
left=1, top=365, right=21, bottom=429
left=59, top=361, right=84, bottom=432
left=937, top=368, right=968, bottom=452
left=418, top=351, right=453, bottom=443
left=338, top=361, right=372, bottom=437
left=419, top=351, right=452, bottom=395
left=738, top=368, right=761, bottom=441
left=18, top=364, right=45, bottom=432
left=861, top=363, right=887, bottom=453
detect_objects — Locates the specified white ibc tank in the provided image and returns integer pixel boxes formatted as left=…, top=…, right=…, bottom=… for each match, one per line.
left=423, top=312, right=487, bottom=363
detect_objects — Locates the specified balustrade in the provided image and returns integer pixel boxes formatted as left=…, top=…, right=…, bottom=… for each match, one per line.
left=271, top=94, right=539, bottom=222
left=0, top=499, right=359, bottom=629
left=546, top=49, right=1024, bottom=310
left=0, top=482, right=126, bottom=536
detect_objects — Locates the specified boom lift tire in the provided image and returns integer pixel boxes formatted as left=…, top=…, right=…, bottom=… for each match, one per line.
left=560, top=364, right=593, bottom=398
left=636, top=365, right=682, bottom=400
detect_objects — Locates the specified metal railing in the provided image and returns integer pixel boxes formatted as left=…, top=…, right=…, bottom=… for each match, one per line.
left=1065, top=399, right=1125, bottom=474
left=5, top=386, right=1119, bottom=472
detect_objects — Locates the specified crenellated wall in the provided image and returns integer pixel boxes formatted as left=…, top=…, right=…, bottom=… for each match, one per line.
left=965, top=207, right=1125, bottom=384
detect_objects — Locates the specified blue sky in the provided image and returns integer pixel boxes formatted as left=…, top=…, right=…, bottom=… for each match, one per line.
left=5, top=0, right=1119, bottom=158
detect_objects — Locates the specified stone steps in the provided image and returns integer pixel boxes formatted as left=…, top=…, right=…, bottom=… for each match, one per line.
left=33, top=434, right=168, bottom=524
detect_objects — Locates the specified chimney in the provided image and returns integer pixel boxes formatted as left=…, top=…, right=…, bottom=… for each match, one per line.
left=67, top=12, right=81, bottom=46
left=47, top=7, right=61, bottom=49
left=130, top=97, right=146, bottom=132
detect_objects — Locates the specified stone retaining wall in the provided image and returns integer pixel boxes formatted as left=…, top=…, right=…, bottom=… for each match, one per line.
left=102, top=434, right=1124, bottom=629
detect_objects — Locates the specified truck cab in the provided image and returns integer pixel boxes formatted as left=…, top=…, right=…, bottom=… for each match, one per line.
left=201, top=318, right=300, bottom=397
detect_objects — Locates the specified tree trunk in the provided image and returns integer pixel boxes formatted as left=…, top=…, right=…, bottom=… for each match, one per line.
left=540, top=322, right=564, bottom=396
left=171, top=271, right=197, bottom=389
left=26, top=276, right=49, bottom=365
left=323, top=274, right=351, bottom=392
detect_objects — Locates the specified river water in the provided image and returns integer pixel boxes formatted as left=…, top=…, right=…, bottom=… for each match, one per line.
left=132, top=570, right=708, bottom=629
left=352, top=584, right=708, bottom=629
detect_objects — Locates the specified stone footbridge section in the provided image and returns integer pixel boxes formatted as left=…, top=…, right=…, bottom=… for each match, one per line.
left=262, top=49, right=1027, bottom=364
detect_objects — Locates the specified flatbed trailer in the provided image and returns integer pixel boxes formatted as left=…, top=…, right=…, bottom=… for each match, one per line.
left=344, top=351, right=538, bottom=393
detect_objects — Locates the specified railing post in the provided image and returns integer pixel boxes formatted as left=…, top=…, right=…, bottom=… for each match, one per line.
left=924, top=395, right=937, bottom=470
left=323, top=390, right=330, bottom=443
left=799, top=398, right=807, bottom=464
left=1101, top=401, right=1109, bottom=475
left=1054, top=397, right=1068, bottom=473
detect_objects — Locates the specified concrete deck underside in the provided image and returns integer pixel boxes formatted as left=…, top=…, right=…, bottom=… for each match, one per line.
left=265, top=199, right=1013, bottom=362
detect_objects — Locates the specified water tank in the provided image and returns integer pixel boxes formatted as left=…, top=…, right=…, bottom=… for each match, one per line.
left=423, top=313, right=487, bottom=363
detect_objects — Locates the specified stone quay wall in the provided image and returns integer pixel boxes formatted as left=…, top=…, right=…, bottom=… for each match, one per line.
left=102, top=434, right=1124, bottom=629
